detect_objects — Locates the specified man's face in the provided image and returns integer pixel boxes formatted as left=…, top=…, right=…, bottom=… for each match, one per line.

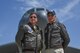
left=47, top=14, right=56, bottom=23
left=29, top=14, right=38, bottom=25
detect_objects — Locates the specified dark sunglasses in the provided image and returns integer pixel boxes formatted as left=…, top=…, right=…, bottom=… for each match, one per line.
left=30, top=16, right=37, bottom=18
left=48, top=15, right=53, bottom=17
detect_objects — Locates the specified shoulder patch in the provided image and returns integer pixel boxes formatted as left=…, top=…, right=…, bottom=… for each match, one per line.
left=24, top=25, right=33, bottom=33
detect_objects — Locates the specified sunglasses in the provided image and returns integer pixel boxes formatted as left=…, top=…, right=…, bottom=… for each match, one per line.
left=30, top=16, right=37, bottom=18
left=48, top=15, right=54, bottom=17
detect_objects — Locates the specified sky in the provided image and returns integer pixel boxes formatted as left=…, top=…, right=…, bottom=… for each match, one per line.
left=0, top=0, right=80, bottom=49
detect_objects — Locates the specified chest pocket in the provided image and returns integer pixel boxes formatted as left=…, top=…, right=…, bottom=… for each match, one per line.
left=24, top=33, right=36, bottom=42
left=50, top=24, right=62, bottom=43
left=23, top=33, right=36, bottom=49
left=49, top=24, right=64, bottom=47
left=50, top=24, right=61, bottom=37
left=22, top=30, right=42, bottom=50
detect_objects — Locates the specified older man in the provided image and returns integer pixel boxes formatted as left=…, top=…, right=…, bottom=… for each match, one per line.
left=16, top=12, right=43, bottom=53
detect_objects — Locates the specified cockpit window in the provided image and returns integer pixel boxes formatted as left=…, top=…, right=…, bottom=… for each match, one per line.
left=36, top=8, right=44, bottom=11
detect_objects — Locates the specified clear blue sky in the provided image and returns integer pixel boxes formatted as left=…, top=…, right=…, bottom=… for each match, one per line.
left=0, top=0, right=80, bottom=49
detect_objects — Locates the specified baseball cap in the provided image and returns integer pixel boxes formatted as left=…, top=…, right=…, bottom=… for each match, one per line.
left=47, top=10, right=56, bottom=16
